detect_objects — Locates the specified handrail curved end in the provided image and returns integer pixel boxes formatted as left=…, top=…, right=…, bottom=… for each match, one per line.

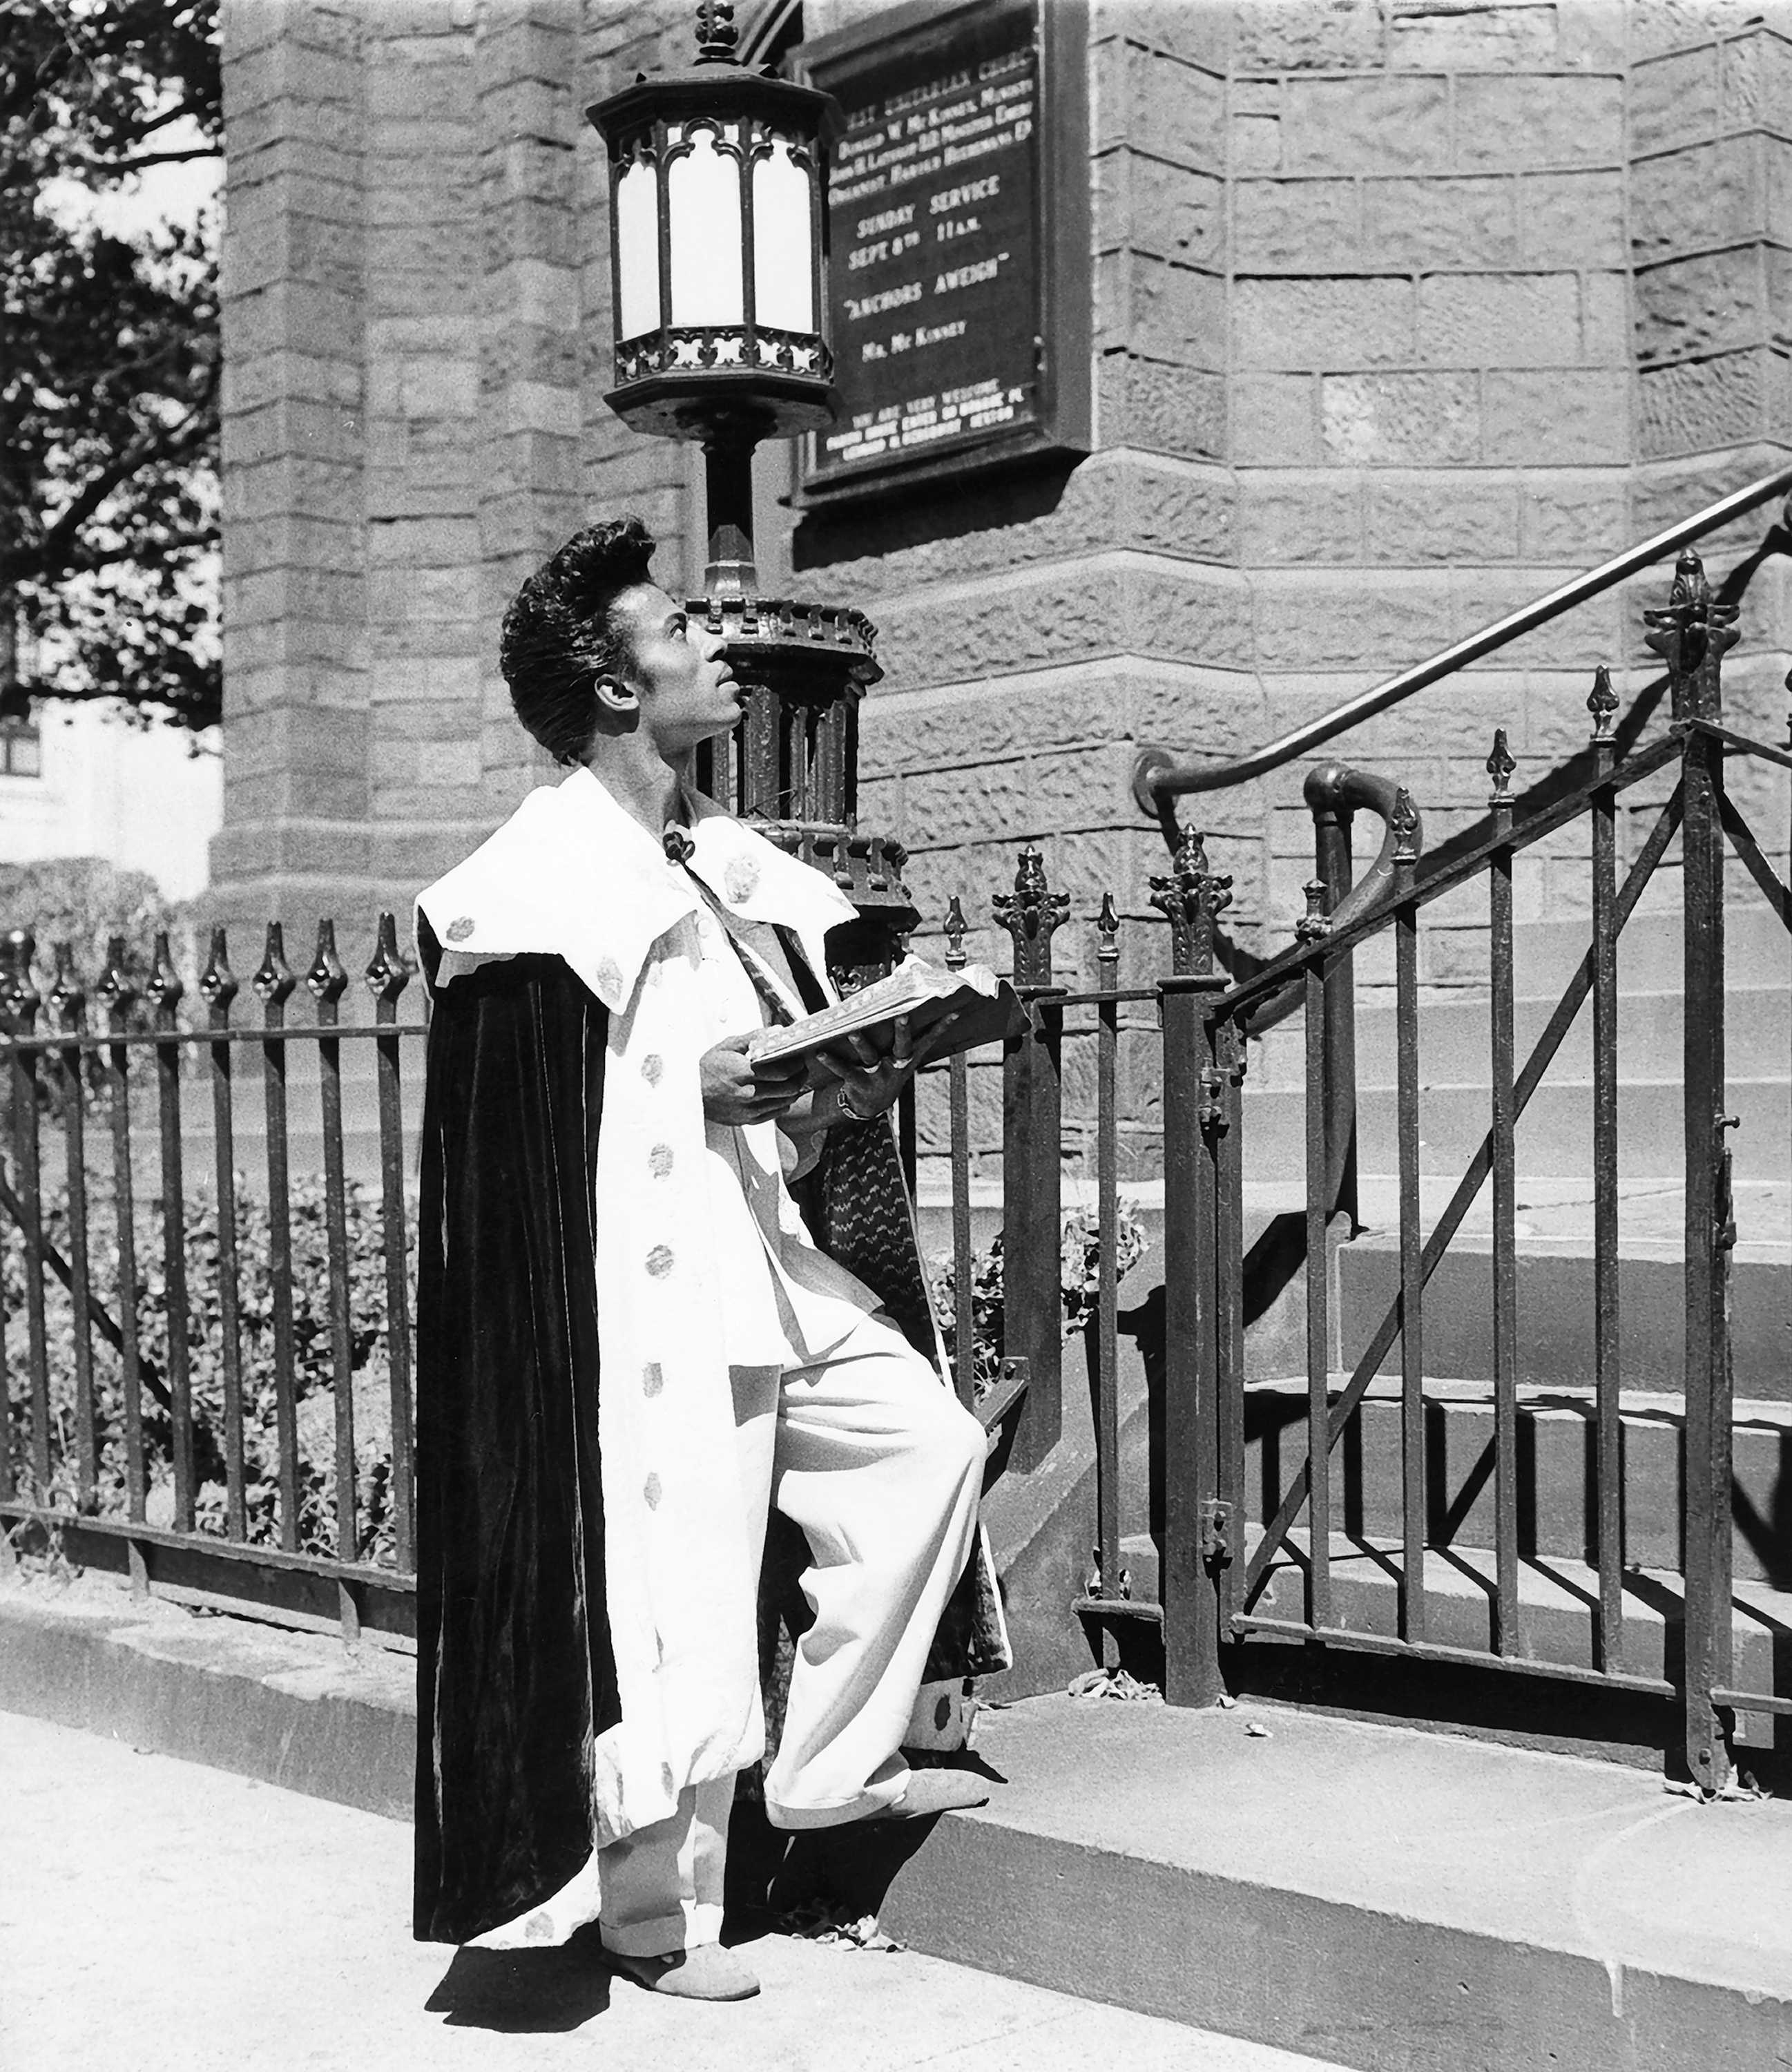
left=1131, top=744, right=1178, bottom=819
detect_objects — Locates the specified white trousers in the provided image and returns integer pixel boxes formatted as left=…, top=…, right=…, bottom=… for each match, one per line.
left=472, top=1303, right=985, bottom=1959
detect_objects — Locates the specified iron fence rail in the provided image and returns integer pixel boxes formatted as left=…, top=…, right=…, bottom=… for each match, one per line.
left=3, top=544, right=1784, bottom=1791
left=0, top=917, right=427, bottom=1642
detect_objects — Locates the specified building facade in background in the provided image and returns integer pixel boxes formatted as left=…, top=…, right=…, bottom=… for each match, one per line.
left=212, top=0, right=1791, bottom=1155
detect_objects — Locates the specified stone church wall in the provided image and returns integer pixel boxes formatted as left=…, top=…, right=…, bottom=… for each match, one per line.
left=212, top=0, right=1790, bottom=1169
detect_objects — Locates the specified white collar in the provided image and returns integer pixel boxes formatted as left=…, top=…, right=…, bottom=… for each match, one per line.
left=416, top=765, right=857, bottom=1013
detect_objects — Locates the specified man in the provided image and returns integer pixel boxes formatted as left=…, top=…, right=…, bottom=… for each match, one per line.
left=411, top=517, right=1008, bottom=2002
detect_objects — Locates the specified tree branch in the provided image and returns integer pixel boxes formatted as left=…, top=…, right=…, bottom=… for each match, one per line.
left=24, top=396, right=218, bottom=583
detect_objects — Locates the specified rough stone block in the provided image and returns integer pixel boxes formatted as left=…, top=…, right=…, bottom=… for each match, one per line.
left=1100, top=354, right=1229, bottom=461
left=367, top=563, right=484, bottom=627
left=1030, top=744, right=1157, bottom=837
left=1282, top=77, right=1449, bottom=175
left=1234, top=275, right=1414, bottom=370
left=1388, top=2, right=1558, bottom=68
left=1130, top=668, right=1269, bottom=763
left=1416, top=273, right=1581, bottom=370
left=222, top=347, right=362, bottom=419
left=1231, top=114, right=1282, bottom=175
left=364, top=515, right=481, bottom=566
left=903, top=765, right=1034, bottom=850
left=1634, top=249, right=1773, bottom=366
left=1629, top=41, right=1719, bottom=157
left=1320, top=372, right=1480, bottom=466
left=1483, top=370, right=1626, bottom=463
left=1239, top=472, right=1365, bottom=564
left=1454, top=76, right=1622, bottom=170
left=1234, top=0, right=1384, bottom=72
left=1720, top=24, right=1792, bottom=130
left=1094, top=152, right=1224, bottom=270
left=1579, top=272, right=1628, bottom=367
left=1097, top=253, right=1226, bottom=366
left=1518, top=172, right=1626, bottom=269
left=1233, top=178, right=1361, bottom=273
left=859, top=672, right=1137, bottom=779
left=1096, top=0, right=1232, bottom=68
left=1125, top=564, right=1256, bottom=671
left=1637, top=348, right=1784, bottom=461
left=1234, top=375, right=1320, bottom=466
left=1364, top=473, right=1521, bottom=566
left=1360, top=175, right=1516, bottom=269
left=1516, top=471, right=1629, bottom=562
left=1249, top=570, right=1461, bottom=671
left=1631, top=140, right=1769, bottom=260
left=1093, top=40, right=1225, bottom=167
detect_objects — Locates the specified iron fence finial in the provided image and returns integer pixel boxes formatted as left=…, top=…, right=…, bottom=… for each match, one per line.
left=1587, top=664, right=1618, bottom=743
left=993, top=846, right=1068, bottom=989
left=145, top=930, right=182, bottom=1019
left=306, top=919, right=348, bottom=1006
left=1486, top=727, right=1516, bottom=807
left=96, top=934, right=137, bottom=1028
left=252, top=922, right=296, bottom=1008
left=1390, top=787, right=1420, bottom=867
left=364, top=912, right=410, bottom=1008
left=1149, top=823, right=1231, bottom=977
left=47, top=941, right=84, bottom=1032
left=200, top=927, right=238, bottom=1019
left=1295, top=878, right=1329, bottom=943
left=943, top=894, right=967, bottom=971
left=1097, top=892, right=1120, bottom=963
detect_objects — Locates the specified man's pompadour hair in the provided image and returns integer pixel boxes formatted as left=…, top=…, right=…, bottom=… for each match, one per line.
left=499, top=517, right=657, bottom=765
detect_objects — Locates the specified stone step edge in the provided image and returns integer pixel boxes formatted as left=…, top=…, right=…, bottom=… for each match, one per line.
left=0, top=1586, right=414, bottom=1820
left=10, top=1586, right=1788, bottom=2072
left=876, top=1732, right=1792, bottom=2072
left=1243, top=1376, right=1792, bottom=1423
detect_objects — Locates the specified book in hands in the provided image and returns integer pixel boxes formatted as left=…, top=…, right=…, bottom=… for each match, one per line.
left=745, top=957, right=1025, bottom=1078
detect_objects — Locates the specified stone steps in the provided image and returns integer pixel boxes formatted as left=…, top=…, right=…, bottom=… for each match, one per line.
left=1237, top=1378, right=1791, bottom=1587
left=1335, top=1236, right=1792, bottom=1401
left=1114, top=1526, right=1792, bottom=1745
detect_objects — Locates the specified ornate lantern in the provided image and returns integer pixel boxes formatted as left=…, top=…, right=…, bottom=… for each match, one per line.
left=590, top=1, right=838, bottom=454
left=586, top=2, right=911, bottom=959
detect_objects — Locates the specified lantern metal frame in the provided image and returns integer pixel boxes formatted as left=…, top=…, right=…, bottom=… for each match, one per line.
left=590, top=47, right=842, bottom=443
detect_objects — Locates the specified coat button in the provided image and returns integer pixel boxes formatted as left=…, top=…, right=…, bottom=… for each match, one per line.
left=641, top=1053, right=663, bottom=1085
left=642, top=1361, right=664, bottom=1397
left=648, top=1143, right=673, bottom=1178
left=645, top=1245, right=674, bottom=1278
left=644, top=1473, right=662, bottom=1510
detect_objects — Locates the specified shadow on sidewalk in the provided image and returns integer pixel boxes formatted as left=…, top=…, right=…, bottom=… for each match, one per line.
left=425, top=1924, right=614, bottom=2032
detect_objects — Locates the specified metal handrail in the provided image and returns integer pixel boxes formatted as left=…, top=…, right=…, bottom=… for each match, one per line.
left=1131, top=460, right=1792, bottom=816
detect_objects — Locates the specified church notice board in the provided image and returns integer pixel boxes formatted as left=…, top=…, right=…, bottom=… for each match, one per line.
left=792, top=0, right=1090, bottom=506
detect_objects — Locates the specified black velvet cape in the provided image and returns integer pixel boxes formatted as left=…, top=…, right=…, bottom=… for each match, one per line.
left=412, top=925, right=1004, bottom=1948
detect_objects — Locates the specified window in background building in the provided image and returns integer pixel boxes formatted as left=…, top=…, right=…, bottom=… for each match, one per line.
left=0, top=718, right=41, bottom=779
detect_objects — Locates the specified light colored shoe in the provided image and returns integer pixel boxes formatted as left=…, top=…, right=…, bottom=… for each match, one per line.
left=607, top=1942, right=761, bottom=2001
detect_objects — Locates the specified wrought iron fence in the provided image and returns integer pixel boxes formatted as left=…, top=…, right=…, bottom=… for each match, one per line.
left=5, top=542, right=1786, bottom=1796
left=992, top=543, right=1784, bottom=1796
left=0, top=915, right=426, bottom=1642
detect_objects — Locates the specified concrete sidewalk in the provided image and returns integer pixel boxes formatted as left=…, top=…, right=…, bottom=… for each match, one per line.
left=0, top=1710, right=1347, bottom=2072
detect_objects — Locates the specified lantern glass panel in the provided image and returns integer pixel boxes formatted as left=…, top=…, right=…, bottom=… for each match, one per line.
left=668, top=127, right=744, bottom=326
left=615, top=157, right=662, bottom=338
left=752, top=139, right=814, bottom=334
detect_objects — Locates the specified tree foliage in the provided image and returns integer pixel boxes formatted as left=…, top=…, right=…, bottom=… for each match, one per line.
left=1, top=0, right=222, bottom=730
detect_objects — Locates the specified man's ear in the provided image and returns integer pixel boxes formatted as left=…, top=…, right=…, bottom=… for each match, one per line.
left=592, top=673, right=639, bottom=718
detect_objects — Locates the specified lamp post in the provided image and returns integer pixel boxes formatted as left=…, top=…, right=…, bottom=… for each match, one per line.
left=586, top=0, right=914, bottom=967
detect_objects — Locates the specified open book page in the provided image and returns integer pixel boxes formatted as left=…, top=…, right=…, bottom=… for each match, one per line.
left=744, top=957, right=1024, bottom=1073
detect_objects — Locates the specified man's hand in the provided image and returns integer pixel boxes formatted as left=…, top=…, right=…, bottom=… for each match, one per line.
left=812, top=1008, right=972, bottom=1120
left=700, top=1033, right=807, bottom=1126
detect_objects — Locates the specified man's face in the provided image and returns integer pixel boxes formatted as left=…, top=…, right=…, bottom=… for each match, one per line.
left=608, top=584, right=742, bottom=754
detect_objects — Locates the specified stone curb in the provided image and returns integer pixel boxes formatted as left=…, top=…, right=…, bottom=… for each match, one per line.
left=0, top=1586, right=414, bottom=1820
